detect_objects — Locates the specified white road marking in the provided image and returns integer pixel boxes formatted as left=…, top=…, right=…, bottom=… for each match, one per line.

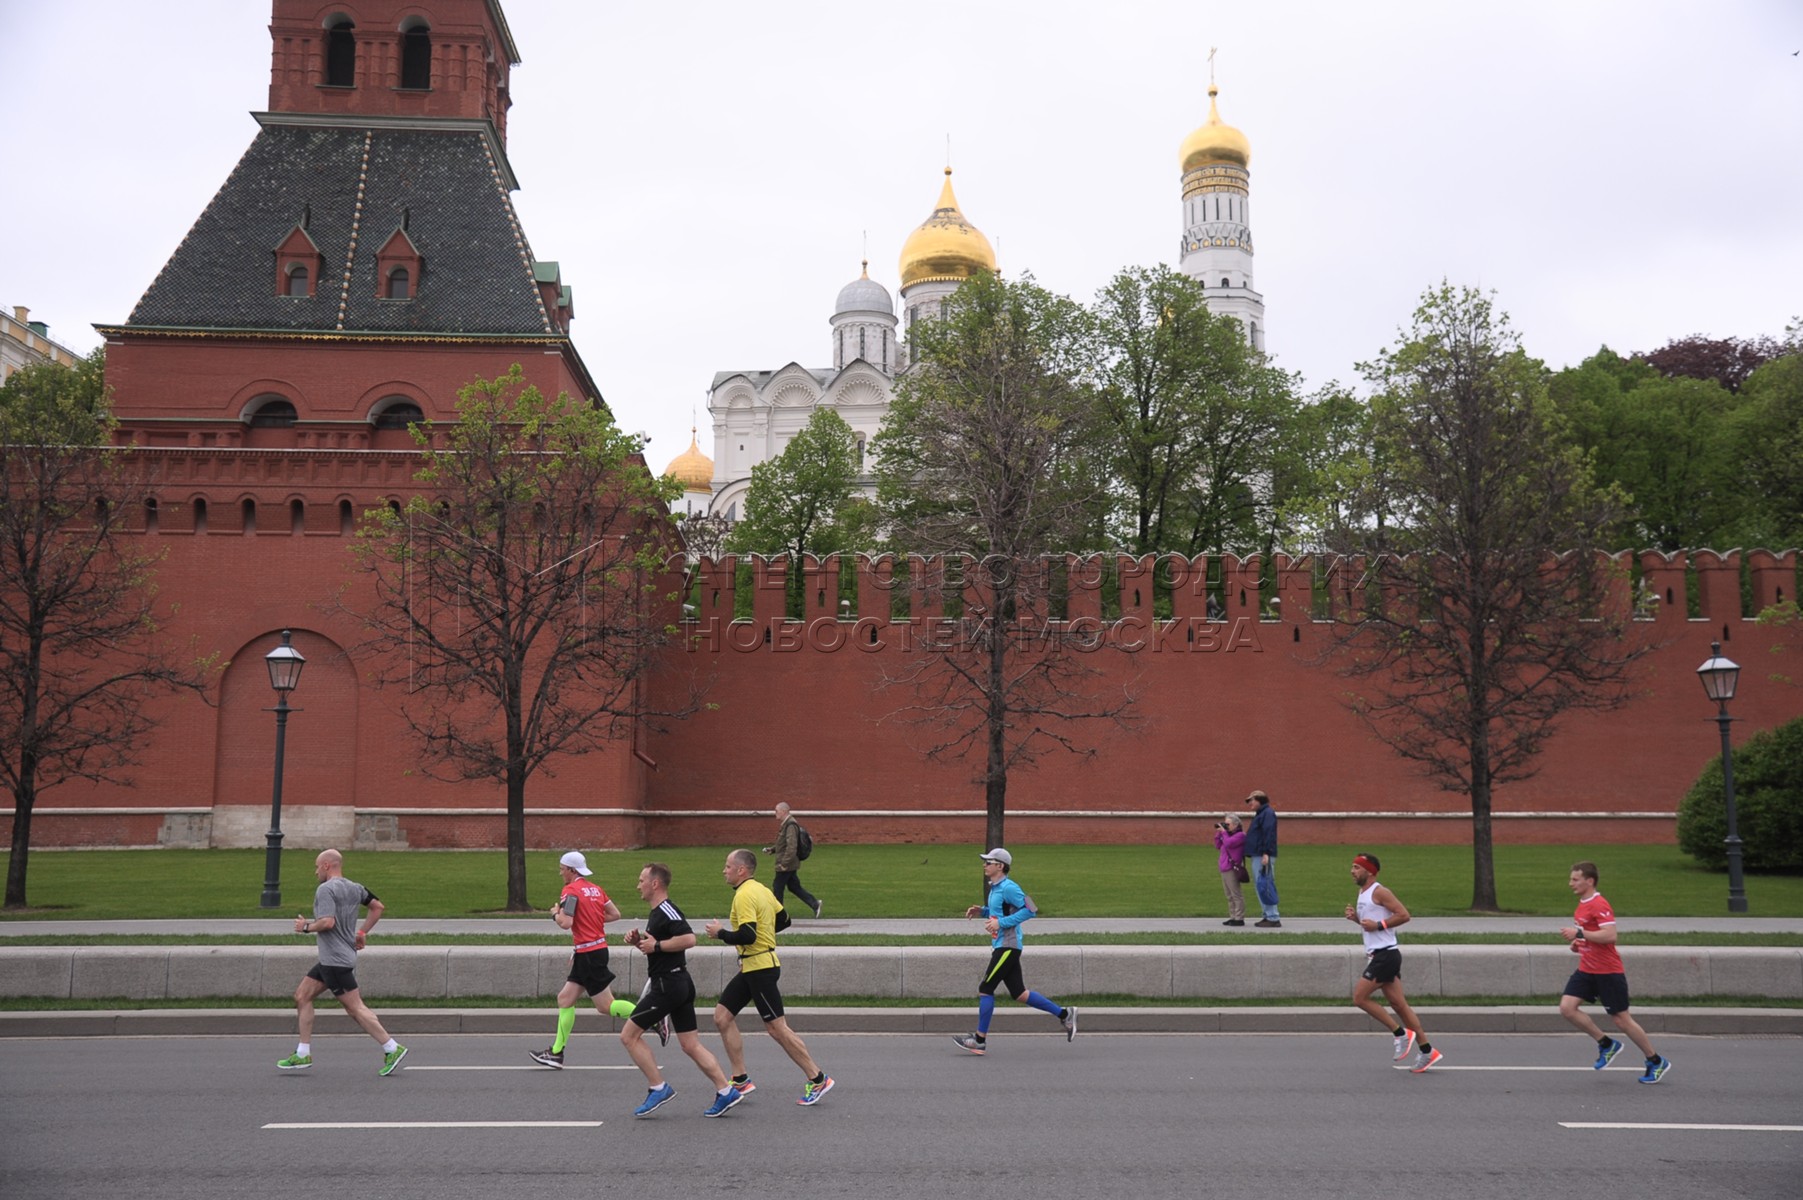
left=1561, top=1122, right=1803, bottom=1133
left=263, top=1121, right=602, bottom=1129
left=1391, top=1064, right=1641, bottom=1071
left=403, top=1065, right=644, bottom=1071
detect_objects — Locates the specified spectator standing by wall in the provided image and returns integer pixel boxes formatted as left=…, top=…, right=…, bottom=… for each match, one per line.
left=1214, top=813, right=1247, bottom=926
left=1244, top=789, right=1281, bottom=927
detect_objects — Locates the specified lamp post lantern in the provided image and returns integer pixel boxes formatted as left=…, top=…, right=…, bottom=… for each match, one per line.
left=259, top=630, right=306, bottom=909
left=1696, top=640, right=1747, bottom=914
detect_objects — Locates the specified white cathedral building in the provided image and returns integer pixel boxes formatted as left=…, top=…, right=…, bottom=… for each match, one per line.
left=665, top=84, right=1264, bottom=518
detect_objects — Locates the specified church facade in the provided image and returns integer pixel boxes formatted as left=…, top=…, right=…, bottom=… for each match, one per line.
left=672, top=81, right=1265, bottom=513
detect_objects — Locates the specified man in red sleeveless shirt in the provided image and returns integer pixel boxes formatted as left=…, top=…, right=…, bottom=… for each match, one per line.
left=1558, top=860, right=1671, bottom=1083
left=530, top=851, right=641, bottom=1068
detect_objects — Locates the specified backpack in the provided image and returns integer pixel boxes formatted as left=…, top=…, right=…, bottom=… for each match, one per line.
left=794, top=822, right=814, bottom=861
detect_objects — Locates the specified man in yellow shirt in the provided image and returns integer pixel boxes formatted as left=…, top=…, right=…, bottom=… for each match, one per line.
left=705, top=848, right=835, bottom=1106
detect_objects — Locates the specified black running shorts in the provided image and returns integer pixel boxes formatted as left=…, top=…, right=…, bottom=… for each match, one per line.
left=718, top=966, right=785, bottom=1022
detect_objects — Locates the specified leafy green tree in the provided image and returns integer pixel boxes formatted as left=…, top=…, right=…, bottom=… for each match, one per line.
left=1735, top=351, right=1803, bottom=548
left=1678, top=715, right=1803, bottom=873
left=726, top=407, right=867, bottom=600
left=0, top=351, right=209, bottom=908
left=1088, top=266, right=1301, bottom=555
left=1271, top=382, right=1373, bottom=552
left=349, top=366, right=695, bottom=911
left=874, top=271, right=1134, bottom=851
left=1325, top=285, right=1651, bottom=911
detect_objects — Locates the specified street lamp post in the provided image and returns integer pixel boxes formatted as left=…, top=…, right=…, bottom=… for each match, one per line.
left=1695, top=641, right=1747, bottom=914
left=258, top=630, right=306, bottom=909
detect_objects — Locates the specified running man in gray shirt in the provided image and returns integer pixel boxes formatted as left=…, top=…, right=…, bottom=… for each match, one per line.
left=277, top=848, right=408, bottom=1075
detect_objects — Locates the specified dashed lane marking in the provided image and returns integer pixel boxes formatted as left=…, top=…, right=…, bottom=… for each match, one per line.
left=1561, top=1122, right=1803, bottom=1133
left=263, top=1121, right=603, bottom=1129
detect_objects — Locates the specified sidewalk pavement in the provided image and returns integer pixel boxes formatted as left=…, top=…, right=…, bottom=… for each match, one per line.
left=6, top=916, right=1802, bottom=937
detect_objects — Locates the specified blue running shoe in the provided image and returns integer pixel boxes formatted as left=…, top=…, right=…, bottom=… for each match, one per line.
left=634, top=1083, right=676, bottom=1117
left=1593, top=1038, right=1622, bottom=1070
left=703, top=1089, right=744, bottom=1117
left=1638, top=1056, right=1672, bottom=1084
left=797, top=1075, right=834, bottom=1106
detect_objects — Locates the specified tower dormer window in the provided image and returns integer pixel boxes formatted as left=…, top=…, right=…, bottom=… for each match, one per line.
left=375, top=226, right=423, bottom=300
left=400, top=22, right=432, bottom=89
left=324, top=19, right=356, bottom=87
left=275, top=223, right=324, bottom=298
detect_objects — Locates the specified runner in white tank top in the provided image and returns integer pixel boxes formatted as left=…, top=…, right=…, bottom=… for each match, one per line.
left=1344, top=853, right=1441, bottom=1072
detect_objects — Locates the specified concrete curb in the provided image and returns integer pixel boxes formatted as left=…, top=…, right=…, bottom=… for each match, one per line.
left=2, top=1005, right=1797, bottom=1039
left=4, top=944, right=1799, bottom=1003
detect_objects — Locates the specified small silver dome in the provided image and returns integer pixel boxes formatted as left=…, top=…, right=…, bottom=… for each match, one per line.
left=834, top=274, right=893, bottom=317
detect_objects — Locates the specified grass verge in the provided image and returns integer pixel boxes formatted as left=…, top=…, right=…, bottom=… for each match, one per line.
left=6, top=844, right=1800, bottom=920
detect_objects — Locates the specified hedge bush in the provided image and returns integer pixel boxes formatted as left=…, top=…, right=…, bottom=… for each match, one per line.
left=1677, top=714, right=1803, bottom=873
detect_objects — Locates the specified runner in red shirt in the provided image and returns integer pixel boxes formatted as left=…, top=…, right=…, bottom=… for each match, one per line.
left=529, top=851, right=640, bottom=1068
left=1557, top=860, right=1671, bottom=1083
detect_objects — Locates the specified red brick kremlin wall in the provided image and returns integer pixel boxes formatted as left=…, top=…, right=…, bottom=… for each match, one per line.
left=14, top=536, right=1792, bottom=852
left=640, top=549, right=1801, bottom=850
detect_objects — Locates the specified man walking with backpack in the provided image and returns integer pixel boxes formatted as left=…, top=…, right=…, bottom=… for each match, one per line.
left=765, top=802, right=822, bottom=918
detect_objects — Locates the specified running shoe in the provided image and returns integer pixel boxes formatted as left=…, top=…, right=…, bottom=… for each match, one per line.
left=655, top=1016, right=672, bottom=1048
left=952, top=1033, right=987, bottom=1055
left=798, top=1075, right=835, bottom=1105
left=731, top=1075, right=756, bottom=1096
left=1393, top=1029, right=1416, bottom=1061
left=276, top=1053, right=312, bottom=1070
left=812, top=900, right=823, bottom=918
left=529, top=1047, right=564, bottom=1069
left=703, top=1089, right=744, bottom=1118
left=1638, top=1056, right=1673, bottom=1084
left=1409, top=1047, right=1442, bottom=1074
left=634, top=1083, right=676, bottom=1117
left=380, top=1044, right=409, bottom=1076
left=1593, top=1038, right=1623, bottom=1070
left=1061, top=1006, right=1079, bottom=1042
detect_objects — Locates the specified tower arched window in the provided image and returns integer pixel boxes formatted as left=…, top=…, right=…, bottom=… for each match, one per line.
left=324, top=19, right=356, bottom=87
left=144, top=497, right=159, bottom=534
left=249, top=398, right=297, bottom=428
left=386, top=266, right=410, bottom=299
left=241, top=499, right=258, bottom=534
left=192, top=498, right=209, bottom=535
left=1221, top=277, right=1230, bottom=289
left=373, top=400, right=423, bottom=430
left=400, top=23, right=432, bottom=89
left=286, top=264, right=310, bottom=297
left=339, top=499, right=354, bottom=535
left=290, top=499, right=306, bottom=535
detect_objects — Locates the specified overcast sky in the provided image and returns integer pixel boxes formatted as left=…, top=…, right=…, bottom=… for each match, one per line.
left=4, top=1, right=1799, bottom=473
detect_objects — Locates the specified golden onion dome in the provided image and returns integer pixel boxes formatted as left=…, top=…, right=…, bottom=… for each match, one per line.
left=1180, top=85, right=1251, bottom=172
left=664, top=429, right=713, bottom=492
left=897, top=168, right=996, bottom=289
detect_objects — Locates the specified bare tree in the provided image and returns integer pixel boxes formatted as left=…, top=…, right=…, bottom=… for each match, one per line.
left=874, top=272, right=1137, bottom=850
left=0, top=352, right=210, bottom=908
left=348, top=366, right=698, bottom=911
left=1325, top=285, right=1652, bottom=910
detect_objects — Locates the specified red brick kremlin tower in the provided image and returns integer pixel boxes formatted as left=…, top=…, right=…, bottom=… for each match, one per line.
left=63, top=1, right=643, bottom=851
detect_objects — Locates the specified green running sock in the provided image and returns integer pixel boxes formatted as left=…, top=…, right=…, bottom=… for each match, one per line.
left=552, top=1006, right=577, bottom=1053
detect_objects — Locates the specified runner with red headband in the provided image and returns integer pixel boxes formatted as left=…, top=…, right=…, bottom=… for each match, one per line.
left=1345, top=853, right=1441, bottom=1073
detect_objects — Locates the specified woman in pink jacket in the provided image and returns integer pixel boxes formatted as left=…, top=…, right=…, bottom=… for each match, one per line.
left=1214, top=813, right=1248, bottom=926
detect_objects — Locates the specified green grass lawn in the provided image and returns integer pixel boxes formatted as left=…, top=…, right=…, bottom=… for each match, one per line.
left=5, top=843, right=1799, bottom=921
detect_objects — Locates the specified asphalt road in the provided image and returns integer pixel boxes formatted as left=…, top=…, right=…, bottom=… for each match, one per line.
left=2, top=1031, right=1798, bottom=1199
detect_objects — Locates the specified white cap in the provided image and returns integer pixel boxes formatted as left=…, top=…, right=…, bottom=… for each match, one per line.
left=559, top=851, right=592, bottom=877
left=980, top=848, right=1012, bottom=867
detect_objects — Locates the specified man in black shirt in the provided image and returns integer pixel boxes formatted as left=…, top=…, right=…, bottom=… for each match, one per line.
left=621, top=862, right=741, bottom=1118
